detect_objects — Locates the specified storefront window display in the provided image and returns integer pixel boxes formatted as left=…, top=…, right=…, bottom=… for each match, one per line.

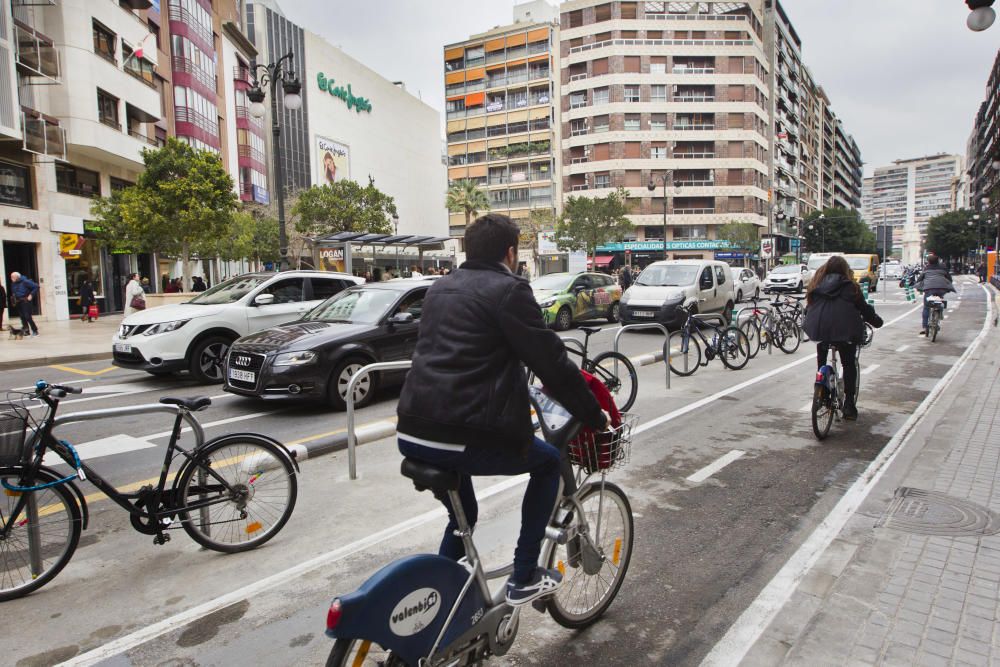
left=64, top=237, right=104, bottom=317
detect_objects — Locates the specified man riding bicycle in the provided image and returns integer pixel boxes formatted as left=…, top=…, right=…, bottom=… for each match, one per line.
left=396, top=213, right=609, bottom=607
left=915, top=253, right=955, bottom=336
left=803, top=255, right=883, bottom=421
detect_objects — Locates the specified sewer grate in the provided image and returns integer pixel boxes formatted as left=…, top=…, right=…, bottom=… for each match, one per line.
left=877, top=487, right=1000, bottom=537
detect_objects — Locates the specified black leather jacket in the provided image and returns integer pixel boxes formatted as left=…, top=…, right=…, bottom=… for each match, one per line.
left=397, top=260, right=605, bottom=454
left=804, top=275, right=883, bottom=343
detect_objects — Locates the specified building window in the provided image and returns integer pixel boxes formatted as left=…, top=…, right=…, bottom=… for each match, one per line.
left=56, top=164, right=101, bottom=198
left=570, top=118, right=587, bottom=136
left=651, top=144, right=667, bottom=159
left=593, top=87, right=609, bottom=105
left=624, top=114, right=640, bottom=131
left=570, top=91, right=587, bottom=109
left=110, top=177, right=134, bottom=192
left=593, top=114, right=609, bottom=133
left=93, top=21, right=116, bottom=63
left=624, top=85, right=640, bottom=103
left=97, top=89, right=119, bottom=129
left=594, top=172, right=611, bottom=189
left=650, top=85, right=666, bottom=102
left=650, top=113, right=666, bottom=131
left=0, top=161, right=32, bottom=208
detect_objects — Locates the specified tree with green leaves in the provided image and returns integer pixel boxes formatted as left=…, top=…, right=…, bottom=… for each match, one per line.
left=555, top=188, right=633, bottom=260
left=446, top=179, right=490, bottom=229
left=519, top=208, right=558, bottom=275
left=90, top=138, right=237, bottom=290
left=292, top=177, right=397, bottom=242
left=222, top=209, right=281, bottom=267
left=925, top=209, right=983, bottom=263
left=801, top=207, right=876, bottom=254
left=716, top=221, right=761, bottom=266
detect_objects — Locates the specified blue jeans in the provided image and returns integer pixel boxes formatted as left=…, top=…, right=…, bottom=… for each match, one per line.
left=398, top=437, right=561, bottom=583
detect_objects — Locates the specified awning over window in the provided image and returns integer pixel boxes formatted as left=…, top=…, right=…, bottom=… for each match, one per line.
left=589, top=256, right=615, bottom=267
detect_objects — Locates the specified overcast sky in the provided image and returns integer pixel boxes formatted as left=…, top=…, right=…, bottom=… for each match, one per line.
left=281, top=1, right=999, bottom=176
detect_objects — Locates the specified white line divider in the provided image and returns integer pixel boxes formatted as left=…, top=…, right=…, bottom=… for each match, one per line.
left=58, top=473, right=532, bottom=667
left=699, top=286, right=994, bottom=667
left=686, top=450, right=746, bottom=483
left=861, top=364, right=880, bottom=376
left=798, top=401, right=813, bottom=413
left=895, top=344, right=910, bottom=353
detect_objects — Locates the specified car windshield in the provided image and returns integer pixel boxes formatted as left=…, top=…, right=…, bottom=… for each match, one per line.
left=188, top=276, right=268, bottom=305
left=304, top=288, right=400, bottom=324
left=771, top=265, right=801, bottom=274
left=635, top=265, right=699, bottom=287
left=807, top=257, right=834, bottom=271
left=531, top=274, right=573, bottom=291
left=847, top=257, right=871, bottom=270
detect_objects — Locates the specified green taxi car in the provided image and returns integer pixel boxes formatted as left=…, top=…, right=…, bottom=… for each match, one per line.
left=531, top=271, right=622, bottom=331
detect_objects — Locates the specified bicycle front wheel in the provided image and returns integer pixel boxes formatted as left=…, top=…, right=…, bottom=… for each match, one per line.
left=811, top=385, right=834, bottom=440
left=586, top=351, right=638, bottom=413
left=327, top=638, right=408, bottom=667
left=177, top=435, right=297, bottom=553
left=740, top=319, right=761, bottom=359
left=668, top=331, right=701, bottom=376
left=719, top=327, right=752, bottom=371
left=776, top=317, right=802, bottom=354
left=0, top=467, right=82, bottom=601
left=546, top=481, right=634, bottom=629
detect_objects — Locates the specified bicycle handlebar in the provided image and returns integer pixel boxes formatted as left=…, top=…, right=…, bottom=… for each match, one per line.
left=34, top=381, right=83, bottom=400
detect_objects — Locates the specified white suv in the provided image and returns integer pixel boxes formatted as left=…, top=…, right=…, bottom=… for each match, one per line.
left=112, top=271, right=364, bottom=382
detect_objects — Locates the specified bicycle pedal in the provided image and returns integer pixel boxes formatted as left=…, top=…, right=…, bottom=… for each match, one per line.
left=530, top=599, right=548, bottom=613
left=153, top=533, right=171, bottom=546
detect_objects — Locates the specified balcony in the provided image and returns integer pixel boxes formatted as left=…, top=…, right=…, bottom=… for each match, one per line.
left=673, top=95, right=715, bottom=103
left=672, top=66, right=715, bottom=74
left=674, top=208, right=716, bottom=215
left=569, top=72, right=588, bottom=82
left=173, top=56, right=216, bottom=93
left=238, top=144, right=265, bottom=165
left=673, top=152, right=715, bottom=159
left=233, top=65, right=253, bottom=84
left=175, top=105, right=219, bottom=136
left=168, top=3, right=213, bottom=47
left=21, top=112, right=65, bottom=160
left=675, top=123, right=715, bottom=131
left=674, top=179, right=714, bottom=187
left=128, top=128, right=160, bottom=147
left=570, top=184, right=589, bottom=191
left=15, top=24, right=59, bottom=82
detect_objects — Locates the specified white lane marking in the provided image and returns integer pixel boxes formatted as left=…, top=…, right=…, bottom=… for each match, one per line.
left=700, top=285, right=994, bottom=667
left=895, top=344, right=910, bottom=353
left=43, top=434, right=155, bottom=466
left=799, top=401, right=813, bottom=412
left=59, top=473, right=532, bottom=667
left=11, top=379, right=92, bottom=392
left=861, top=364, right=880, bottom=376
left=686, top=450, right=746, bottom=483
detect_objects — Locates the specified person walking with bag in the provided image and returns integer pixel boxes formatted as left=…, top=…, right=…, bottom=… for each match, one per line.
left=10, top=272, right=39, bottom=336
left=79, top=279, right=96, bottom=322
left=123, top=273, right=146, bottom=317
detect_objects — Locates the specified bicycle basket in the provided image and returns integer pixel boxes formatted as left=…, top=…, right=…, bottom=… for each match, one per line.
left=567, top=413, right=638, bottom=474
left=0, top=402, right=31, bottom=467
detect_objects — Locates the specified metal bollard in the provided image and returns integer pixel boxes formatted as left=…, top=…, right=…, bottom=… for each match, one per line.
left=345, top=360, right=413, bottom=480
left=613, top=323, right=671, bottom=390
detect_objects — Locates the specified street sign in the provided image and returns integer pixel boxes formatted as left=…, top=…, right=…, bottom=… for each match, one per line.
left=790, top=239, right=801, bottom=249
left=760, top=238, right=774, bottom=260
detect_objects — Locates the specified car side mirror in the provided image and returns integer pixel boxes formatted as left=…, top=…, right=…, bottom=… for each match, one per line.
left=254, top=293, right=275, bottom=306
left=388, top=312, right=415, bottom=326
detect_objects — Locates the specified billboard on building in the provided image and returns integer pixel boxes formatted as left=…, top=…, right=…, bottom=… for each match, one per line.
left=316, top=136, right=350, bottom=185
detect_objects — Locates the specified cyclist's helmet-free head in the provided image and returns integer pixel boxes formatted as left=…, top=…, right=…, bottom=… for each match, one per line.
left=926, top=253, right=940, bottom=266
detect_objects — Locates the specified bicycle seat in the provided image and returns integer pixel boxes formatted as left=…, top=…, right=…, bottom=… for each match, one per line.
left=401, top=458, right=461, bottom=493
left=159, top=396, right=212, bottom=411
left=578, top=326, right=602, bottom=335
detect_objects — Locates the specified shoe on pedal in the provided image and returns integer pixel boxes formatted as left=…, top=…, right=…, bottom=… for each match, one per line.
left=843, top=403, right=858, bottom=421
left=505, top=567, right=562, bottom=607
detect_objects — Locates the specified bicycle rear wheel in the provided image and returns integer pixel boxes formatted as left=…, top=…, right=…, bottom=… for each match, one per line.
left=327, top=638, right=408, bottom=667
left=930, top=311, right=940, bottom=342
left=776, top=317, right=802, bottom=354
left=719, top=327, right=751, bottom=370
left=811, top=385, right=834, bottom=440
left=668, top=331, right=701, bottom=376
left=177, top=435, right=297, bottom=553
left=546, top=481, right=633, bottom=629
left=586, top=351, right=638, bottom=413
left=0, top=467, right=81, bottom=601
left=740, top=319, right=761, bottom=359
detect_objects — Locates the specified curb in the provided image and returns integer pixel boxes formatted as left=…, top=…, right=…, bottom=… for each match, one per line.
left=0, top=352, right=114, bottom=372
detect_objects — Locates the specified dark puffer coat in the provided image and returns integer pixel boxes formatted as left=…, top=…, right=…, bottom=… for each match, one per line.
left=804, top=274, right=883, bottom=343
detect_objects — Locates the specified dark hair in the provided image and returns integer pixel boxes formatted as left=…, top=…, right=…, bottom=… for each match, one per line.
left=807, top=255, right=858, bottom=304
left=926, top=253, right=939, bottom=265
left=465, top=213, right=520, bottom=263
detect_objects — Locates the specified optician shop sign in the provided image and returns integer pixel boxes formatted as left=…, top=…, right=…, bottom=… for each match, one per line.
left=597, top=240, right=732, bottom=252
left=317, top=73, right=373, bottom=114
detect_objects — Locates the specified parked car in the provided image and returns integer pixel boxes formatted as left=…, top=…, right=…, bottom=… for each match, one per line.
left=224, top=280, right=429, bottom=410
left=730, top=267, right=761, bottom=302
left=531, top=271, right=622, bottom=331
left=763, top=263, right=811, bottom=293
left=845, top=254, right=881, bottom=292
left=619, top=259, right=735, bottom=329
left=112, top=271, right=364, bottom=383
left=881, top=262, right=902, bottom=280
left=805, top=252, right=845, bottom=274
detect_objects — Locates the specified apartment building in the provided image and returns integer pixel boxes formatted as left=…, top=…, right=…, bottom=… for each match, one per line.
left=863, top=154, right=963, bottom=265
left=558, top=0, right=771, bottom=265
left=796, top=65, right=821, bottom=214
left=444, top=1, right=559, bottom=239
left=833, top=119, right=862, bottom=209
left=967, top=49, right=999, bottom=225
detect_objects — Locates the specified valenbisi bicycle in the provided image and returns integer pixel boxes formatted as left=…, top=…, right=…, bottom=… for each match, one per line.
left=811, top=324, right=874, bottom=439
left=926, top=295, right=946, bottom=342
left=323, top=386, right=636, bottom=666
left=668, top=303, right=752, bottom=376
left=0, top=381, right=299, bottom=601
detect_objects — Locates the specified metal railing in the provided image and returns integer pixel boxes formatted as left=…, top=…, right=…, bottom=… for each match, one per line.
left=345, top=361, right=413, bottom=480
left=613, top=324, right=671, bottom=389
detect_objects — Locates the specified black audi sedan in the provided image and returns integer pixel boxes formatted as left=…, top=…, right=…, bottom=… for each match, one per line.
left=223, top=280, right=428, bottom=410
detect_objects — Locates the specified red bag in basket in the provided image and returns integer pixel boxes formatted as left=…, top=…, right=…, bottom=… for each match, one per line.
left=568, top=370, right=623, bottom=471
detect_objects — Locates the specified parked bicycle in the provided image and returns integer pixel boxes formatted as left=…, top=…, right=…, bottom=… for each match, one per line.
left=528, top=326, right=637, bottom=412
left=926, top=295, right=946, bottom=342
left=811, top=323, right=874, bottom=439
left=323, top=385, right=636, bottom=666
left=737, top=297, right=801, bottom=357
left=0, top=381, right=299, bottom=601
left=668, top=303, right=751, bottom=376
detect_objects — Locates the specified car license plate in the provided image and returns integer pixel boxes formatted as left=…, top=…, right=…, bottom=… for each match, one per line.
left=114, top=343, right=132, bottom=353
left=632, top=311, right=654, bottom=318
left=229, top=369, right=256, bottom=383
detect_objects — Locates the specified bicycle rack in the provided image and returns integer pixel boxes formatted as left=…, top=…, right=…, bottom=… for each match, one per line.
left=345, top=361, right=413, bottom=480
left=54, top=403, right=207, bottom=444
left=732, top=305, right=777, bottom=356
left=612, top=323, right=671, bottom=389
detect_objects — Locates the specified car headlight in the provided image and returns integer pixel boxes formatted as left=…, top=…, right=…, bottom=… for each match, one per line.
left=663, top=296, right=685, bottom=308
left=142, top=320, right=189, bottom=336
left=272, top=350, right=318, bottom=367
left=538, top=299, right=556, bottom=308
left=620, top=292, right=630, bottom=305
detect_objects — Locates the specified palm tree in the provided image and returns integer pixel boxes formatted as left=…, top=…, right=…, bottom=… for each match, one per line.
left=446, top=179, right=490, bottom=229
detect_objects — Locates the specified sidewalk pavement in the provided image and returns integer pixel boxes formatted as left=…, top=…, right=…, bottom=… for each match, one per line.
left=0, top=314, right=121, bottom=370
left=742, top=290, right=1000, bottom=666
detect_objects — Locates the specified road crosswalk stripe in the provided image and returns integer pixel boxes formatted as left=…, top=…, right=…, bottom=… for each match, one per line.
left=686, top=450, right=746, bottom=483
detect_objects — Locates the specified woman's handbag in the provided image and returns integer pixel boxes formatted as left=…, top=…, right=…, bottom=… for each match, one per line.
left=129, top=294, right=146, bottom=311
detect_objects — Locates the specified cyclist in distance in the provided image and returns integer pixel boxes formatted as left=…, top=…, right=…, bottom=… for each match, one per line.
left=396, top=213, right=610, bottom=607
left=915, top=253, right=955, bottom=336
left=803, top=255, right=884, bottom=421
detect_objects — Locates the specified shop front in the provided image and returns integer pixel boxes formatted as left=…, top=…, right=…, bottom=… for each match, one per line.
left=595, top=240, right=734, bottom=269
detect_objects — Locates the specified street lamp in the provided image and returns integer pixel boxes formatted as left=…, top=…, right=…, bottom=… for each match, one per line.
left=393, top=213, right=400, bottom=273
left=809, top=213, right=827, bottom=252
left=648, top=171, right=679, bottom=262
left=967, top=0, right=996, bottom=31
left=248, top=51, right=303, bottom=271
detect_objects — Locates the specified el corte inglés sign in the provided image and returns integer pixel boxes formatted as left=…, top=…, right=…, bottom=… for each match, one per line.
left=317, top=73, right=373, bottom=114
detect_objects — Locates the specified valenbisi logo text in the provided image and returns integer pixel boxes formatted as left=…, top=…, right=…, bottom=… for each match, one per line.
left=389, top=588, right=441, bottom=637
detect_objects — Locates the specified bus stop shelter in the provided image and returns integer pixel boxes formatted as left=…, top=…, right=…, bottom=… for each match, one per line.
left=313, top=231, right=453, bottom=275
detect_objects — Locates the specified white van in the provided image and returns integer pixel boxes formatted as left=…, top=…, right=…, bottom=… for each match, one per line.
left=619, top=259, right=736, bottom=328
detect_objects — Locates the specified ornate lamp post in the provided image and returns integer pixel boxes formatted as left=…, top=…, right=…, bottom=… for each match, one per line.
left=248, top=51, right=303, bottom=271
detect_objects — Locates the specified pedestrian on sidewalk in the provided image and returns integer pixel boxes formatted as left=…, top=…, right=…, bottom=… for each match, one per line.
left=78, top=279, right=96, bottom=322
left=141, top=277, right=152, bottom=293
left=123, top=272, right=146, bottom=317
left=0, top=281, right=6, bottom=330
left=620, top=264, right=633, bottom=290
left=9, top=272, right=39, bottom=336
left=191, top=276, right=207, bottom=292
left=978, top=262, right=987, bottom=284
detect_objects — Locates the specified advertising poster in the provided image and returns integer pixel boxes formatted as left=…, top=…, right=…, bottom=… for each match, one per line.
left=319, top=247, right=346, bottom=273
left=317, top=136, right=350, bottom=185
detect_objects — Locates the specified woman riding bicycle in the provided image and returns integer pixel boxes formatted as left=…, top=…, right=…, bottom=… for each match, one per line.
left=803, top=256, right=883, bottom=421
